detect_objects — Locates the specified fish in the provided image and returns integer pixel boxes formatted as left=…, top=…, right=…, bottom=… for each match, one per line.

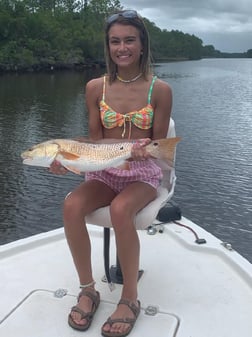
left=21, top=137, right=181, bottom=174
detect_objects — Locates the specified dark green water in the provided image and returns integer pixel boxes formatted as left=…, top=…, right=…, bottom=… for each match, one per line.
left=0, top=59, right=252, bottom=262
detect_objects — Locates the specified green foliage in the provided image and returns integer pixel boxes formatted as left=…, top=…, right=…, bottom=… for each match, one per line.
left=247, top=49, right=252, bottom=58
left=1, top=0, right=248, bottom=72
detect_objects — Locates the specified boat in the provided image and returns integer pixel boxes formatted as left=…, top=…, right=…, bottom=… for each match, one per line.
left=1, top=214, right=252, bottom=337
left=1, top=117, right=252, bottom=336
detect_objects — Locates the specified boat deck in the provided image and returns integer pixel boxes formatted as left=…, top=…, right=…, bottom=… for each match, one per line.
left=1, top=217, right=252, bottom=337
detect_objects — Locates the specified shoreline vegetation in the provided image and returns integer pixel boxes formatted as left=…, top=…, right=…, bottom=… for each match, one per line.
left=1, top=0, right=251, bottom=74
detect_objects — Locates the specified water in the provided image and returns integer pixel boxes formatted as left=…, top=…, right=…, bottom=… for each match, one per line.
left=0, top=59, right=252, bottom=262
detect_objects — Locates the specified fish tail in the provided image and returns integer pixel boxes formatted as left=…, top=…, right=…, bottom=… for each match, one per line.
left=147, top=137, right=181, bottom=162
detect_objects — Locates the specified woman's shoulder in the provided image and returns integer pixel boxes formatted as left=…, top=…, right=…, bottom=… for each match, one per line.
left=86, top=75, right=104, bottom=90
left=152, top=76, right=172, bottom=95
left=153, top=75, right=171, bottom=87
left=85, top=76, right=106, bottom=101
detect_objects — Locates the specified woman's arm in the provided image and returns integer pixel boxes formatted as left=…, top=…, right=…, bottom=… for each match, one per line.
left=131, top=79, right=172, bottom=160
left=85, top=78, right=104, bottom=141
left=49, top=78, right=104, bottom=174
left=152, top=79, right=172, bottom=140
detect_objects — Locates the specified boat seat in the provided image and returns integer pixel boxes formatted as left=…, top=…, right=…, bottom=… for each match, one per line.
left=85, top=118, right=178, bottom=285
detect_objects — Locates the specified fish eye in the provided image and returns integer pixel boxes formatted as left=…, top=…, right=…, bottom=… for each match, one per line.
left=153, top=142, right=158, bottom=146
left=120, top=146, right=124, bottom=150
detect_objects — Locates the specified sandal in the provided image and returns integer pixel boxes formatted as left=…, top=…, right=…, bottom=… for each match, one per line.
left=68, top=288, right=100, bottom=331
left=101, top=299, right=141, bottom=337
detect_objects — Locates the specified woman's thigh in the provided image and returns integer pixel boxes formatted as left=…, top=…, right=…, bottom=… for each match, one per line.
left=65, top=179, right=117, bottom=215
left=110, top=181, right=157, bottom=219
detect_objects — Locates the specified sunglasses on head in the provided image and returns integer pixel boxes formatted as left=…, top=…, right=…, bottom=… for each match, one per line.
left=106, top=10, right=139, bottom=24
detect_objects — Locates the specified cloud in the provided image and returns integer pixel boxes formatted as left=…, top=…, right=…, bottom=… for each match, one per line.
left=120, top=0, right=252, bottom=52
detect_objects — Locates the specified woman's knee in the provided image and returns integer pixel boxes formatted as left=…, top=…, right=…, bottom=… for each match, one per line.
left=110, top=198, right=134, bottom=228
left=63, top=191, right=87, bottom=222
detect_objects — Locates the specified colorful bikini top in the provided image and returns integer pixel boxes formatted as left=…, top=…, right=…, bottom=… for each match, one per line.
left=100, top=75, right=157, bottom=138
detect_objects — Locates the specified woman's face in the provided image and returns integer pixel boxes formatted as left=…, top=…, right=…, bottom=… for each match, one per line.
left=108, top=23, right=143, bottom=69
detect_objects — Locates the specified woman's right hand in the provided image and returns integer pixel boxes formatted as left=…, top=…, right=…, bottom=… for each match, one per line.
left=131, top=138, right=152, bottom=161
left=48, top=160, right=68, bottom=175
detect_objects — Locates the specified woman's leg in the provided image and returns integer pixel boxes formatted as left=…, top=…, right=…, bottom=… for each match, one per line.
left=102, top=182, right=157, bottom=334
left=64, top=179, right=116, bottom=325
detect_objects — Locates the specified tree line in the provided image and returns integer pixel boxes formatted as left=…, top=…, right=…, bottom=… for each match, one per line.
left=0, top=0, right=251, bottom=72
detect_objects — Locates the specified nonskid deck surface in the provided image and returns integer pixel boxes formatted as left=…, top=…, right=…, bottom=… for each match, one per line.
left=1, top=218, right=252, bottom=337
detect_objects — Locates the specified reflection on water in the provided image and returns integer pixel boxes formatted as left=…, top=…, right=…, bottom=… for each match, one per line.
left=157, top=59, right=252, bottom=261
left=0, top=60, right=252, bottom=263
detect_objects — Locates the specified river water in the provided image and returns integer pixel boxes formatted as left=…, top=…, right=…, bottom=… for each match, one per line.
left=0, top=59, right=252, bottom=262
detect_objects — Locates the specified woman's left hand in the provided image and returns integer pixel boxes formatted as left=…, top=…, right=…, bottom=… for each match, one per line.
left=131, top=138, right=152, bottom=161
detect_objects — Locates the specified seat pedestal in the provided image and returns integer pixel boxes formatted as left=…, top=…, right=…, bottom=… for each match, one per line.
left=109, top=259, right=144, bottom=284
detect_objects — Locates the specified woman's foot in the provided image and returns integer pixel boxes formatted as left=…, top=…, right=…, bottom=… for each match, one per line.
left=101, top=299, right=141, bottom=337
left=68, top=287, right=100, bottom=331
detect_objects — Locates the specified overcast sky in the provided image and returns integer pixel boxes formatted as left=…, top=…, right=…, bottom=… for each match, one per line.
left=120, top=0, right=252, bottom=53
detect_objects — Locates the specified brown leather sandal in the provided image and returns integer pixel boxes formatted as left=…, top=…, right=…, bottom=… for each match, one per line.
left=68, top=288, right=100, bottom=331
left=101, top=299, right=141, bottom=337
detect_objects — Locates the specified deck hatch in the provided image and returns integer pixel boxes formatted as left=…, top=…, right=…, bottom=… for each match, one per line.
left=0, top=289, right=178, bottom=336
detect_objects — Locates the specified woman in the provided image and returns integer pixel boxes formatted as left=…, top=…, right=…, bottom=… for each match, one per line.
left=51, top=9, right=172, bottom=337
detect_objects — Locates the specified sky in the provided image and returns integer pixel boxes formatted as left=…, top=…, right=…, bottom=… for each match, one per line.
left=120, top=0, right=252, bottom=53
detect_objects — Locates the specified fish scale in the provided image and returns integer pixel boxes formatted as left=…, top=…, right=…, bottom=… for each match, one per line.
left=55, top=140, right=133, bottom=160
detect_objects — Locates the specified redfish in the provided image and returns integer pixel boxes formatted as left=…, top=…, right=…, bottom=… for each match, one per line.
left=21, top=137, right=181, bottom=174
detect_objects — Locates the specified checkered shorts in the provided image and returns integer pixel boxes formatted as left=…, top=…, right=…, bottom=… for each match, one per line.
left=85, top=159, right=163, bottom=193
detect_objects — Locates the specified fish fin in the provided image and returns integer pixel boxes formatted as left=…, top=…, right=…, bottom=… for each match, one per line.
left=64, top=166, right=82, bottom=175
left=116, top=161, right=131, bottom=170
left=147, top=137, right=181, bottom=163
left=58, top=151, right=80, bottom=160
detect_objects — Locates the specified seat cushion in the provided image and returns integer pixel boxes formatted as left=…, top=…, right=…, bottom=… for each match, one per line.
left=85, top=186, right=169, bottom=230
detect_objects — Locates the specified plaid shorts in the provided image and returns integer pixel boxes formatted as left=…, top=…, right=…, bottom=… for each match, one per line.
left=85, top=159, right=163, bottom=194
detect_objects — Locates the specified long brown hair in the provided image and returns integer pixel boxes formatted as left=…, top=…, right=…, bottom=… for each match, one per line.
left=104, top=10, right=152, bottom=83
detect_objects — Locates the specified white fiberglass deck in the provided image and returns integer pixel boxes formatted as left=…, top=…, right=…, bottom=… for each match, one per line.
left=1, top=217, right=252, bottom=337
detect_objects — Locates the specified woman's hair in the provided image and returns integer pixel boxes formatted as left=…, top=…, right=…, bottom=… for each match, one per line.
left=104, top=10, right=151, bottom=83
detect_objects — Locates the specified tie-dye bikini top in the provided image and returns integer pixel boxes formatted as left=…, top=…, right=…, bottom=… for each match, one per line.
left=100, top=75, right=157, bottom=138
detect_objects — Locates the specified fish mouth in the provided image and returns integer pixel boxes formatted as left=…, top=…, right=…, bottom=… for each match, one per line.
left=22, top=157, right=54, bottom=168
left=21, top=151, right=31, bottom=160
left=22, top=158, right=32, bottom=164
